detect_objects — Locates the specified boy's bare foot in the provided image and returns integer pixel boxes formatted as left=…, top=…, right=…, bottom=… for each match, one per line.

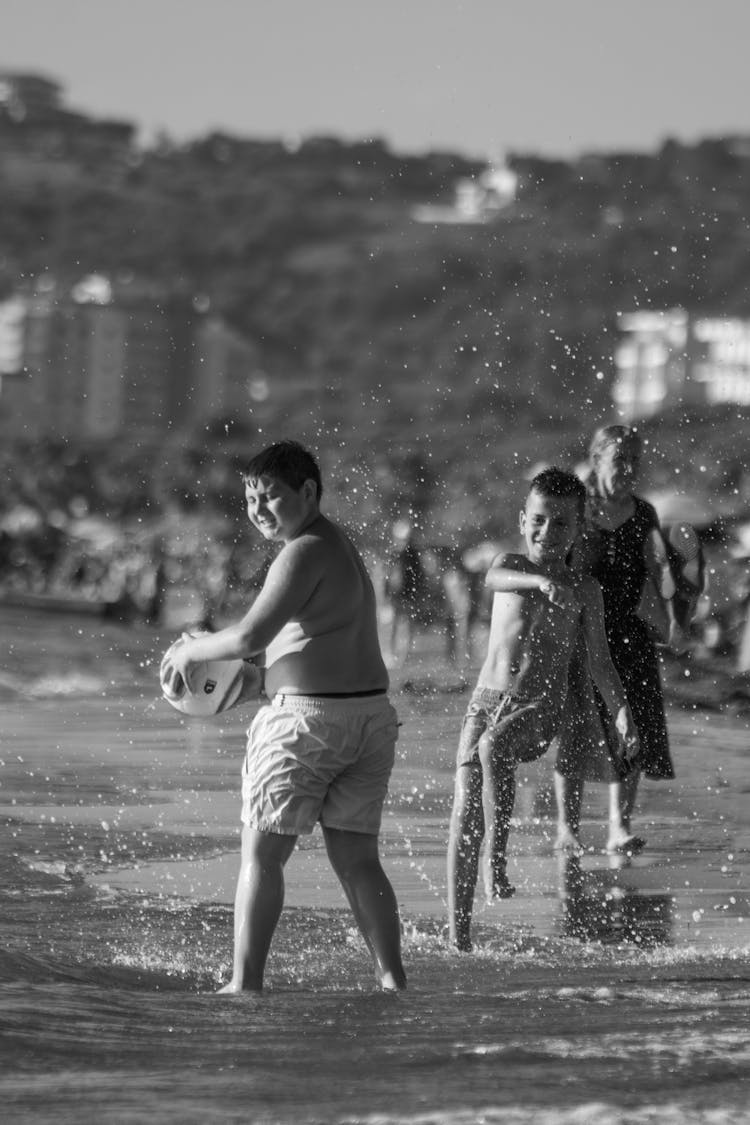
left=606, top=832, right=645, bottom=856
left=217, top=981, right=241, bottom=994
left=380, top=971, right=407, bottom=992
left=217, top=979, right=262, bottom=994
left=553, top=828, right=584, bottom=856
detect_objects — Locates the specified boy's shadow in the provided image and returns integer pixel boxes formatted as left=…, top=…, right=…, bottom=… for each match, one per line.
left=556, top=855, right=673, bottom=948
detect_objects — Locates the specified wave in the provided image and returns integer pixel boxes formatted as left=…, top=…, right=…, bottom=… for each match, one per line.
left=348, top=1107, right=750, bottom=1125
left=0, top=668, right=108, bottom=700
left=0, top=947, right=208, bottom=990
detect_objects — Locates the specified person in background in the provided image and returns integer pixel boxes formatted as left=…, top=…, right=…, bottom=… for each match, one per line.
left=384, top=518, right=427, bottom=665
left=553, top=425, right=677, bottom=856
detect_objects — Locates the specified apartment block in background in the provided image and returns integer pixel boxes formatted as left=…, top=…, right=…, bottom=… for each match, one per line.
left=0, top=288, right=259, bottom=441
left=613, top=308, right=750, bottom=420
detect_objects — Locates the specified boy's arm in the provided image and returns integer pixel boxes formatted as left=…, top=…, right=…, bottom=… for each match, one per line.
left=485, top=553, right=578, bottom=609
left=161, top=537, right=322, bottom=691
left=579, top=578, right=639, bottom=760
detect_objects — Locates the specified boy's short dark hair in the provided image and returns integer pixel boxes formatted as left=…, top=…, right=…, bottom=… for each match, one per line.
left=527, top=467, right=586, bottom=517
left=242, top=440, right=323, bottom=500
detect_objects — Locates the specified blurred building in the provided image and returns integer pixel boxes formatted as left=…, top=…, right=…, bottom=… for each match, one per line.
left=0, top=73, right=62, bottom=120
left=613, top=309, right=750, bottom=419
left=413, top=155, right=518, bottom=225
left=0, top=70, right=134, bottom=187
left=0, top=285, right=260, bottom=441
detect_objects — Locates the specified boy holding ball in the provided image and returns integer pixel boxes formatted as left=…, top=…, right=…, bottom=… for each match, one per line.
left=161, top=440, right=406, bottom=993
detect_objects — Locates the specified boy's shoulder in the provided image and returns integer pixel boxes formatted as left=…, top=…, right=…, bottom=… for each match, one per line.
left=274, top=521, right=332, bottom=568
left=283, top=516, right=363, bottom=572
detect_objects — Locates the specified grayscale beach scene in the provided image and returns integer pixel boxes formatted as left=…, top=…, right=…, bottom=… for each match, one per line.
left=2, top=3, right=750, bottom=1122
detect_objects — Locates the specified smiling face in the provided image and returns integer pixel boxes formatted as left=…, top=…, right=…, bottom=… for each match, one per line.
left=520, top=489, right=581, bottom=568
left=594, top=442, right=640, bottom=501
left=244, top=474, right=318, bottom=543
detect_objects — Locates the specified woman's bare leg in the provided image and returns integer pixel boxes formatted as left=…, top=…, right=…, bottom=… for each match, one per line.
left=606, top=770, right=645, bottom=853
left=553, top=770, right=585, bottom=855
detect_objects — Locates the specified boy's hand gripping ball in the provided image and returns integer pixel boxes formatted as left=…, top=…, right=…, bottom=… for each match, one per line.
left=160, top=635, right=261, bottom=717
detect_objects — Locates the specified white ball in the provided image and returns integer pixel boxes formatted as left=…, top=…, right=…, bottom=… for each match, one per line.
left=161, top=658, right=259, bottom=717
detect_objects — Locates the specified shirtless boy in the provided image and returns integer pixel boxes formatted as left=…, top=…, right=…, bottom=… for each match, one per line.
left=447, top=468, right=638, bottom=952
left=161, top=440, right=406, bottom=992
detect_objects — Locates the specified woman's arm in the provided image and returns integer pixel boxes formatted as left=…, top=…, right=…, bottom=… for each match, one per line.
left=643, top=526, right=690, bottom=648
left=580, top=578, right=639, bottom=760
left=644, top=527, right=676, bottom=600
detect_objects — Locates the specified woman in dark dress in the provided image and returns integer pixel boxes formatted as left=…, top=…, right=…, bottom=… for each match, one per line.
left=554, top=425, right=677, bottom=854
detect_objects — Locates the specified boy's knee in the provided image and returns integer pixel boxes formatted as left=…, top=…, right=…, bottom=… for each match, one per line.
left=333, top=852, right=381, bottom=888
left=477, top=731, right=493, bottom=764
left=477, top=731, right=513, bottom=772
left=242, top=826, right=297, bottom=867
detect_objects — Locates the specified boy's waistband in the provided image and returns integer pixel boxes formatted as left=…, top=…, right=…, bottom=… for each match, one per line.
left=271, top=691, right=390, bottom=716
left=472, top=685, right=544, bottom=707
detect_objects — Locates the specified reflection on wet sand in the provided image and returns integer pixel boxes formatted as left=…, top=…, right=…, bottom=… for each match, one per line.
left=556, top=854, right=673, bottom=947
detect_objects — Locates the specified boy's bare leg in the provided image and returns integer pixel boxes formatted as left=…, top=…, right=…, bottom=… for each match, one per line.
left=606, top=771, right=645, bottom=853
left=553, top=770, right=585, bottom=855
left=324, top=827, right=406, bottom=990
left=218, top=826, right=297, bottom=993
left=447, top=763, right=484, bottom=951
left=479, top=742, right=516, bottom=902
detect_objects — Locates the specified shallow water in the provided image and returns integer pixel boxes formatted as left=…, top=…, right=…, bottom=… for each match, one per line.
left=2, top=606, right=749, bottom=1123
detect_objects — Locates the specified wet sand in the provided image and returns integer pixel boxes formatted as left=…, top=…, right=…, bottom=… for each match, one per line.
left=89, top=704, right=749, bottom=954
left=6, top=631, right=748, bottom=958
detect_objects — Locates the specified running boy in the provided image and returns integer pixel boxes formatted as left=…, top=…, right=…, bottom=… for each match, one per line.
left=161, top=440, right=406, bottom=992
left=447, top=468, right=638, bottom=951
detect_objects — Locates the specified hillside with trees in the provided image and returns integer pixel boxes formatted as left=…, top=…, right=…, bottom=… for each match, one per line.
left=2, top=121, right=750, bottom=541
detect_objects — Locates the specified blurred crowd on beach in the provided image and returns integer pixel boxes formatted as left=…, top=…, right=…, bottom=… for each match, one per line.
left=5, top=440, right=750, bottom=676
left=0, top=440, right=247, bottom=626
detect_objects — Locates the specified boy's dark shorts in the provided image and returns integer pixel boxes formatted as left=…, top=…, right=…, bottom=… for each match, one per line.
left=456, top=685, right=560, bottom=768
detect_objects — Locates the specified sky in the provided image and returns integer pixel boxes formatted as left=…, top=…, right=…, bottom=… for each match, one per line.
left=4, top=0, right=750, bottom=160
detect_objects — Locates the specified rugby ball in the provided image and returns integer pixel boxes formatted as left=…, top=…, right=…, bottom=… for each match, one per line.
left=161, top=658, right=260, bottom=717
